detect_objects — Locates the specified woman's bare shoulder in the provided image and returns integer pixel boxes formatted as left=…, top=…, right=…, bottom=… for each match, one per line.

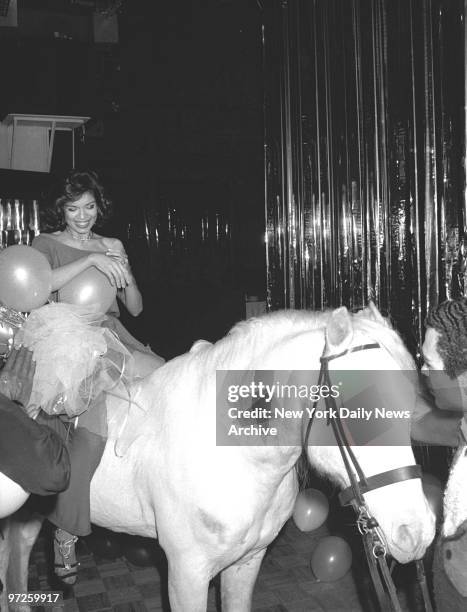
left=97, top=236, right=124, bottom=250
left=33, top=231, right=64, bottom=244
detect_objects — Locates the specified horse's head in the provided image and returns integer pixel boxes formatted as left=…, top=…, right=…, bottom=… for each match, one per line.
left=307, top=305, right=436, bottom=564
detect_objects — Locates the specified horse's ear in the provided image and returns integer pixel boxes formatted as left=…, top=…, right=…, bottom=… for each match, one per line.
left=367, top=301, right=386, bottom=325
left=325, top=307, right=353, bottom=353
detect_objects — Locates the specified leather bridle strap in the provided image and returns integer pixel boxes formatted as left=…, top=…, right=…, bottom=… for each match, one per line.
left=319, top=343, right=380, bottom=509
left=319, top=344, right=403, bottom=612
left=339, top=464, right=422, bottom=506
left=303, top=341, right=431, bottom=612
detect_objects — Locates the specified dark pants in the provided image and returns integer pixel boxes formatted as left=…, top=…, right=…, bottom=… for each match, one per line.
left=37, top=411, right=106, bottom=536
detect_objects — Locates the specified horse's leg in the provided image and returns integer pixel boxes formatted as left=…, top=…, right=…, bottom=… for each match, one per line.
left=6, top=511, right=43, bottom=612
left=220, top=548, right=267, bottom=612
left=0, top=518, right=12, bottom=612
left=167, top=554, right=210, bottom=612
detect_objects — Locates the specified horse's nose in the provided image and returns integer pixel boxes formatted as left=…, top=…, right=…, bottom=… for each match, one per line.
left=395, top=524, right=418, bottom=553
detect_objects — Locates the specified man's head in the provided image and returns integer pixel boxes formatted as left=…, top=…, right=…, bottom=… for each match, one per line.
left=423, top=298, right=467, bottom=379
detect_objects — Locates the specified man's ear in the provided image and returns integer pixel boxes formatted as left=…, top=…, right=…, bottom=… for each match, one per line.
left=325, top=307, right=353, bottom=355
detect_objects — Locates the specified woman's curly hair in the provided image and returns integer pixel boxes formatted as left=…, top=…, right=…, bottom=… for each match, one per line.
left=426, top=298, right=467, bottom=378
left=41, top=170, right=112, bottom=231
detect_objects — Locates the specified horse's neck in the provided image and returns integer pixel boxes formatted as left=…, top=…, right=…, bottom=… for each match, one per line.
left=222, top=325, right=327, bottom=477
left=215, top=317, right=327, bottom=372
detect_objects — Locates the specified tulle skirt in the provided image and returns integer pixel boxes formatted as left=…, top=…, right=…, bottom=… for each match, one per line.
left=14, top=303, right=134, bottom=418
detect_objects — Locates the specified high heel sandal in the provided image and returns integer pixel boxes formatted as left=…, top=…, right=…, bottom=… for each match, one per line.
left=54, top=528, right=79, bottom=585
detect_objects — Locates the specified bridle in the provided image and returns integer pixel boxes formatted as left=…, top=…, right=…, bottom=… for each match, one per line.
left=303, top=342, right=433, bottom=612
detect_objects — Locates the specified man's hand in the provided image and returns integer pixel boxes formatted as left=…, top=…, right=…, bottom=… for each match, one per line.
left=0, top=346, right=35, bottom=408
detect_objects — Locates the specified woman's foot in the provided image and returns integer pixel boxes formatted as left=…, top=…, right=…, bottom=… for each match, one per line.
left=54, top=528, right=79, bottom=585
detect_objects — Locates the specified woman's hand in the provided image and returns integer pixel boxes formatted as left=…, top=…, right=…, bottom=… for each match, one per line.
left=87, top=252, right=131, bottom=289
left=0, top=346, right=35, bottom=408
left=105, top=248, right=129, bottom=266
left=101, top=238, right=132, bottom=274
left=98, top=238, right=143, bottom=315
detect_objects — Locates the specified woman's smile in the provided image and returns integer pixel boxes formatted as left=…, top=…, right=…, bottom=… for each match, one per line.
left=63, top=191, right=98, bottom=235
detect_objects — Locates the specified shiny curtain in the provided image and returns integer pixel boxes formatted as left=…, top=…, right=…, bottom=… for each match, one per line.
left=0, top=199, right=40, bottom=247
left=264, top=0, right=466, bottom=353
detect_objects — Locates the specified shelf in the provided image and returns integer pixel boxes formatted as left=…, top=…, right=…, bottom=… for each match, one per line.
left=0, top=113, right=90, bottom=173
left=2, top=114, right=90, bottom=130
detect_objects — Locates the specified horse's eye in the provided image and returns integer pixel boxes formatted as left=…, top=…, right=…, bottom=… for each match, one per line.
left=445, top=548, right=452, bottom=560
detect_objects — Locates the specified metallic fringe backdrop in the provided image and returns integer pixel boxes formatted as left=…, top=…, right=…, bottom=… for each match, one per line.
left=0, top=199, right=40, bottom=247
left=263, top=0, right=467, bottom=355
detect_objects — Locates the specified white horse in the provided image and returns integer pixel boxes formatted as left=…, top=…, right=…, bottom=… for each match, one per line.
left=1, top=305, right=435, bottom=611
left=0, top=475, right=29, bottom=520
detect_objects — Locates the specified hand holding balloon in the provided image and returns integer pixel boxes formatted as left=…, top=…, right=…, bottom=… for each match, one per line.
left=87, top=252, right=131, bottom=289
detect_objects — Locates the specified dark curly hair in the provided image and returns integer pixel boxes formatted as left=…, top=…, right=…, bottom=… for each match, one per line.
left=426, top=298, right=467, bottom=378
left=41, top=170, right=112, bottom=231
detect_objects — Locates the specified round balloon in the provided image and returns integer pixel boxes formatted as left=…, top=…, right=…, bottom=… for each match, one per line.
left=293, top=488, right=329, bottom=532
left=59, top=267, right=116, bottom=313
left=311, top=536, right=353, bottom=582
left=0, top=470, right=29, bottom=518
left=422, top=473, right=443, bottom=519
left=0, top=245, right=52, bottom=312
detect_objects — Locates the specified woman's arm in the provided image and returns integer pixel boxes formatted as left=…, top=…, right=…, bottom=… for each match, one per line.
left=47, top=255, right=92, bottom=291
left=49, top=252, right=131, bottom=291
left=32, top=235, right=131, bottom=290
left=104, top=238, right=143, bottom=316
left=117, top=277, right=143, bottom=316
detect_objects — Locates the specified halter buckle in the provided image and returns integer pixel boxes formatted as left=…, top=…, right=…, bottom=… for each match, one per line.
left=357, top=506, right=388, bottom=558
left=373, top=542, right=387, bottom=558
left=356, top=506, right=373, bottom=534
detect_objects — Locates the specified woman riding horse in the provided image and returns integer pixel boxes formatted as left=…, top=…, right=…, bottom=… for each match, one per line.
left=2, top=304, right=436, bottom=612
left=30, top=170, right=164, bottom=583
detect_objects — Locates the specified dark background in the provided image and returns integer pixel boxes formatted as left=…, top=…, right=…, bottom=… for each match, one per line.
left=0, top=0, right=266, bottom=358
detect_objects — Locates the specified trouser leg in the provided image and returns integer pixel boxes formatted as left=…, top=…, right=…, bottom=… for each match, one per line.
left=48, top=427, right=105, bottom=536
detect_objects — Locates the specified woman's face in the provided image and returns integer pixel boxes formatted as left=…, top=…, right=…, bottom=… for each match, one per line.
left=63, top=191, right=98, bottom=235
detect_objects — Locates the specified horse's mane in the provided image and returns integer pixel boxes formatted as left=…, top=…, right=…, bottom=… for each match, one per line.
left=187, top=307, right=415, bottom=372
left=350, top=315, right=416, bottom=370
left=191, top=309, right=330, bottom=371
left=121, top=306, right=415, bottom=453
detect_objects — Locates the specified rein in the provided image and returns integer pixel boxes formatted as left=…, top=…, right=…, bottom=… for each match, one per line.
left=303, top=342, right=432, bottom=612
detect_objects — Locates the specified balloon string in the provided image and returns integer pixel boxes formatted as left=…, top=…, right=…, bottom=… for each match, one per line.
left=106, top=386, right=147, bottom=459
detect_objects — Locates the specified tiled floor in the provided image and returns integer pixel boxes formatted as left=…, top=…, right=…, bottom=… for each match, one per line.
left=26, top=510, right=430, bottom=612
